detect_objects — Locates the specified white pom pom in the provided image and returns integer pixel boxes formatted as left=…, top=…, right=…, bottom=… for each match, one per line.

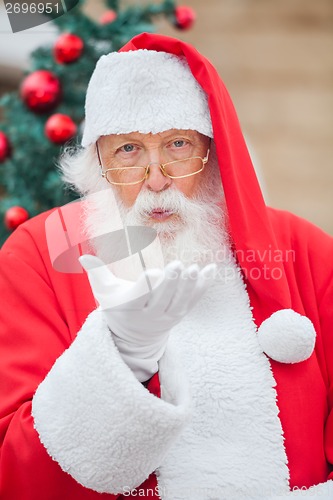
left=257, top=309, right=316, bottom=364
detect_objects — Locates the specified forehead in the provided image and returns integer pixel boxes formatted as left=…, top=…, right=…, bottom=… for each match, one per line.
left=99, top=129, right=205, bottom=147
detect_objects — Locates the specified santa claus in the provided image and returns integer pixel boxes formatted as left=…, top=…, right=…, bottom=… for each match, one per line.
left=0, top=33, right=332, bottom=499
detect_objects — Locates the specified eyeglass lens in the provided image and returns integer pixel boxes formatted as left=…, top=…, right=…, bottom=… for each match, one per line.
left=105, top=157, right=203, bottom=184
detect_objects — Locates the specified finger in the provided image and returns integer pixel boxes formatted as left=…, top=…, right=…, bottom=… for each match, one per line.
left=165, top=264, right=200, bottom=315
left=170, top=263, right=216, bottom=315
left=201, top=263, right=217, bottom=280
left=146, top=261, right=184, bottom=313
left=186, top=263, right=217, bottom=310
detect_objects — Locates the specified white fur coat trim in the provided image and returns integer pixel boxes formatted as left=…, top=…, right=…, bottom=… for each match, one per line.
left=156, top=251, right=290, bottom=499
left=32, top=310, right=190, bottom=494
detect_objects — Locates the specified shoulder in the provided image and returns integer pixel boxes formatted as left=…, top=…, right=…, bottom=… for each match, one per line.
left=2, top=201, right=89, bottom=279
left=267, top=206, right=333, bottom=251
left=1, top=208, right=58, bottom=266
left=267, top=207, right=333, bottom=298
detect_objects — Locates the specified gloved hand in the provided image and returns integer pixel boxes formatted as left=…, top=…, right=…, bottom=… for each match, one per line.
left=79, top=255, right=216, bottom=382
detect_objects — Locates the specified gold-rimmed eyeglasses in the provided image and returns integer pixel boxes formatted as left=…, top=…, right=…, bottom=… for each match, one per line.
left=96, top=141, right=210, bottom=186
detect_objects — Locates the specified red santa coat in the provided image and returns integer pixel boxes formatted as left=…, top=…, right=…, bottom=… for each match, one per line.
left=0, top=33, right=333, bottom=499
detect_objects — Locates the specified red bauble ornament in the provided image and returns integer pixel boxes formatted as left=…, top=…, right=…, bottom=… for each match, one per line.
left=174, top=5, right=196, bottom=30
left=54, top=33, right=84, bottom=64
left=20, top=70, right=61, bottom=113
left=45, top=113, right=77, bottom=144
left=100, top=9, right=117, bottom=24
left=0, top=131, right=11, bottom=162
left=4, top=206, right=29, bottom=231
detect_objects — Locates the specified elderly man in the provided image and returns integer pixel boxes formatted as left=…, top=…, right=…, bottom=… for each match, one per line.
left=0, top=33, right=332, bottom=499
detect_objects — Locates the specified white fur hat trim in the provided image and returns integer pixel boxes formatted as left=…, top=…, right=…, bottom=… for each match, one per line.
left=81, top=49, right=213, bottom=147
left=257, top=309, right=316, bottom=364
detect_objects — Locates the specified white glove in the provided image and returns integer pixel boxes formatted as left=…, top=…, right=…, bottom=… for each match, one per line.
left=79, top=255, right=216, bottom=382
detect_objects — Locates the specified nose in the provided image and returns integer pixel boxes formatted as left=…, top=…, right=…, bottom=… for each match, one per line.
left=144, top=150, right=172, bottom=192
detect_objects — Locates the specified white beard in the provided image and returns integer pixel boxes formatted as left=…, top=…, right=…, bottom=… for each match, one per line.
left=81, top=170, right=229, bottom=281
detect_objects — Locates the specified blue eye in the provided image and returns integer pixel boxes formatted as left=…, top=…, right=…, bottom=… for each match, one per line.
left=173, top=140, right=186, bottom=148
left=122, top=144, right=135, bottom=152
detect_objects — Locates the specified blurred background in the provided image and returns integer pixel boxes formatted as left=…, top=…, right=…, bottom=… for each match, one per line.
left=0, top=0, right=332, bottom=234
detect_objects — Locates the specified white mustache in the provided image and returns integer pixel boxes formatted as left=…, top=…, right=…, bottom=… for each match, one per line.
left=130, top=188, right=196, bottom=219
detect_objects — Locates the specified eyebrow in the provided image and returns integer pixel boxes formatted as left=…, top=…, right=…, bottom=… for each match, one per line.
left=103, top=130, right=196, bottom=150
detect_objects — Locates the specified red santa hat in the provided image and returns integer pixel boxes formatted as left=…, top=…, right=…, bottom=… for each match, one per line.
left=81, top=33, right=316, bottom=365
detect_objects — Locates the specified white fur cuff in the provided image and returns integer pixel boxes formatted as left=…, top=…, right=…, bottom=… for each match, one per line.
left=32, top=310, right=190, bottom=494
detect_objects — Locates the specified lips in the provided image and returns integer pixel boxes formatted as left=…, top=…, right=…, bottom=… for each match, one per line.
left=149, top=208, right=174, bottom=220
